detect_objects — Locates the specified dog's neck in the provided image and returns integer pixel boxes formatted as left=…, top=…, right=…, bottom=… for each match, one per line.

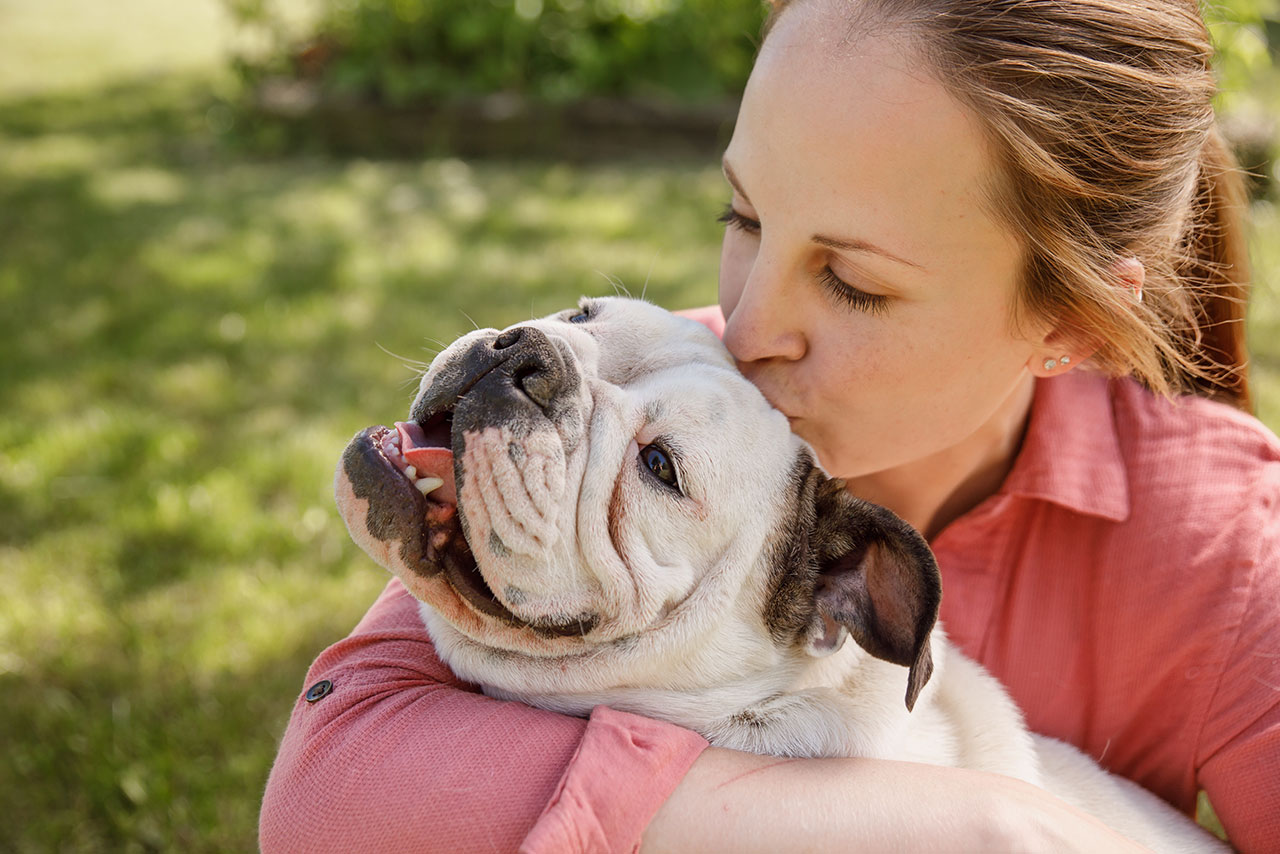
left=458, top=602, right=955, bottom=762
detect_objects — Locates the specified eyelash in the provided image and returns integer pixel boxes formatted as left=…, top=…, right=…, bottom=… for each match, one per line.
left=717, top=204, right=760, bottom=235
left=717, top=203, right=890, bottom=316
left=816, top=268, right=890, bottom=316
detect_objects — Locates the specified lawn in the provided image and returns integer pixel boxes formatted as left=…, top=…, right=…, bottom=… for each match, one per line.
left=0, top=2, right=1276, bottom=851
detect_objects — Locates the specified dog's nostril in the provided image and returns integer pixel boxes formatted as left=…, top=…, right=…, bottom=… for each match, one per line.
left=493, top=328, right=523, bottom=350
left=515, top=365, right=556, bottom=408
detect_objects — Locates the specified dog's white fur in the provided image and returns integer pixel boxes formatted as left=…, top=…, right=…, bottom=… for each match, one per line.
left=336, top=297, right=1225, bottom=852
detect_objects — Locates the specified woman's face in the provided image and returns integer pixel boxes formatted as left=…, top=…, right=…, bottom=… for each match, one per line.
left=719, top=5, right=1051, bottom=480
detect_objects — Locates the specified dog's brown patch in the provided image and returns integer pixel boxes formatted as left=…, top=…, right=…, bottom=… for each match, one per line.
left=341, top=427, right=440, bottom=579
left=762, top=454, right=821, bottom=645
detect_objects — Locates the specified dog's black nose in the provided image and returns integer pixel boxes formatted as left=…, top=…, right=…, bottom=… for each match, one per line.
left=490, top=326, right=567, bottom=411
left=412, top=325, right=579, bottom=432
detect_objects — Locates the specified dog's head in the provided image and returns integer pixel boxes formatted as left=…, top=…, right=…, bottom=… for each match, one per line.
left=336, top=297, right=940, bottom=710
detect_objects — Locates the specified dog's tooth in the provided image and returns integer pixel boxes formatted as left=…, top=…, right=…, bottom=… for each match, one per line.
left=404, top=465, right=417, bottom=479
left=415, top=476, right=445, bottom=495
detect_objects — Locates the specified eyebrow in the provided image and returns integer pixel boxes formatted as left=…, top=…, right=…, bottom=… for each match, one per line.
left=721, top=158, right=925, bottom=271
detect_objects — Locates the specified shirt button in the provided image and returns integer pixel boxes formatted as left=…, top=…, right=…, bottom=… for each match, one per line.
left=305, top=679, right=334, bottom=703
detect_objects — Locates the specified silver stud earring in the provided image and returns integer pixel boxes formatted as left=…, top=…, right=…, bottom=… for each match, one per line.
left=1044, top=356, right=1071, bottom=371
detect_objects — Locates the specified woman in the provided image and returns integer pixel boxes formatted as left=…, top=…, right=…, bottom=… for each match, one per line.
left=260, top=0, right=1280, bottom=850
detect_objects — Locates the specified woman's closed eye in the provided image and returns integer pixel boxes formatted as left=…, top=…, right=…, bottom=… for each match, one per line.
left=818, top=267, right=890, bottom=315
left=719, top=202, right=890, bottom=316
left=717, top=204, right=760, bottom=235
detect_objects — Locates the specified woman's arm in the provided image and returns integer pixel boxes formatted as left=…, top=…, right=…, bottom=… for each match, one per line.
left=642, top=748, right=1150, bottom=854
left=258, top=579, right=707, bottom=854
left=261, top=580, right=1148, bottom=854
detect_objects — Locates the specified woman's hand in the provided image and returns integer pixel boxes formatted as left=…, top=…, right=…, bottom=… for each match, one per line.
left=641, top=747, right=1152, bottom=853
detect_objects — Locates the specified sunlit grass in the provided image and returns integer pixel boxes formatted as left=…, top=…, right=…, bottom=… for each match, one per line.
left=0, top=0, right=316, bottom=99
left=0, top=0, right=232, bottom=98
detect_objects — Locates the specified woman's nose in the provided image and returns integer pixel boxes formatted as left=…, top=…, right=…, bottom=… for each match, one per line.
left=722, top=253, right=807, bottom=364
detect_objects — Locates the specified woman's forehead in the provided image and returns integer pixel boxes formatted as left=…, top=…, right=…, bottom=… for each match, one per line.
left=728, top=6, right=1018, bottom=276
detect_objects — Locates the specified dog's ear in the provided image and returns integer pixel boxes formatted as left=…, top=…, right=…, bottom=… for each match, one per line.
left=802, top=477, right=941, bottom=711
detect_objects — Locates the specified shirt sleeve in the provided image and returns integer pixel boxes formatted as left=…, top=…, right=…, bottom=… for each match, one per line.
left=1195, top=462, right=1280, bottom=852
left=259, top=578, right=708, bottom=854
left=673, top=304, right=725, bottom=339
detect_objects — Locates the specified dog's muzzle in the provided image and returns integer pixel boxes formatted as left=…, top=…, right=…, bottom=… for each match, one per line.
left=338, top=324, right=594, bottom=638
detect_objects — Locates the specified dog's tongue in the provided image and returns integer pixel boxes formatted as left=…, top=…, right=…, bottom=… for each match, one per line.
left=396, top=420, right=456, bottom=504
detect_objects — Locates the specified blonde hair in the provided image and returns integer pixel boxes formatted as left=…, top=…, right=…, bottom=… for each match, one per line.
left=766, top=0, right=1252, bottom=409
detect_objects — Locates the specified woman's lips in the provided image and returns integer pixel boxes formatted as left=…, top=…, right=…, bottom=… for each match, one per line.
left=760, top=390, right=802, bottom=424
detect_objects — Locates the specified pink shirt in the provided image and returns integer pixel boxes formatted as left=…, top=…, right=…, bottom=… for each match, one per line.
left=261, top=306, right=1280, bottom=853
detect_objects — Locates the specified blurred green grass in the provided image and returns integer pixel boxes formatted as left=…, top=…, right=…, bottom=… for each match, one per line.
left=0, top=2, right=1275, bottom=851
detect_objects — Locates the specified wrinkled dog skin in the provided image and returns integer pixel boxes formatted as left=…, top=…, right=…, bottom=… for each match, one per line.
left=335, top=297, right=1224, bottom=853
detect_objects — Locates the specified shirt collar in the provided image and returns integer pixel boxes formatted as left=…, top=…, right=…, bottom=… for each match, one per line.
left=1000, top=372, right=1131, bottom=522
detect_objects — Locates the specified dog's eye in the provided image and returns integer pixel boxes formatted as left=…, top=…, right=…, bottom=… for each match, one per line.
left=567, top=303, right=592, bottom=323
left=640, top=443, right=680, bottom=492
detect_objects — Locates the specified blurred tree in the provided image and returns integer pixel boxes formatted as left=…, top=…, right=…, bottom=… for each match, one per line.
left=1210, top=0, right=1279, bottom=111
left=230, top=0, right=768, bottom=104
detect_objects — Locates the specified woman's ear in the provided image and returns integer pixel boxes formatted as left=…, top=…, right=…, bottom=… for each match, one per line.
left=1027, top=256, right=1145, bottom=377
left=1114, top=256, right=1145, bottom=304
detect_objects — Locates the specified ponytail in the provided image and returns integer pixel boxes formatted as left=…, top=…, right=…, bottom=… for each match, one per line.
left=1175, top=127, right=1252, bottom=410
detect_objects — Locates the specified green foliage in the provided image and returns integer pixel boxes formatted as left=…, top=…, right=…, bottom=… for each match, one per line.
left=231, top=0, right=768, bottom=103
left=1208, top=0, right=1280, bottom=111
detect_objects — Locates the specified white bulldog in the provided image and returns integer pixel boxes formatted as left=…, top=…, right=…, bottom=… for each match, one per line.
left=335, top=297, right=1224, bottom=853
